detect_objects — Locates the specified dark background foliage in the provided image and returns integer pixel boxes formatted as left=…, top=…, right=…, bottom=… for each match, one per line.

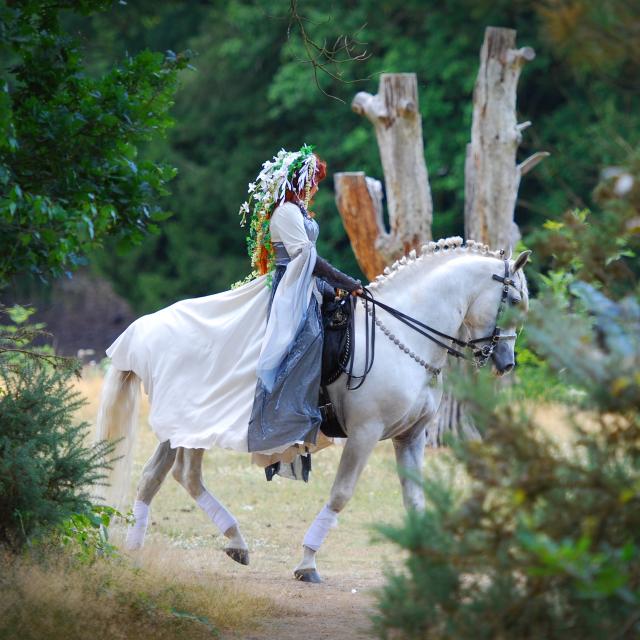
left=0, top=0, right=191, bottom=285
left=5, top=0, right=636, bottom=316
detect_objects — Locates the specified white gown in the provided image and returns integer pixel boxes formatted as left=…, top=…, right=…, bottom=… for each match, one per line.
left=106, top=203, right=319, bottom=452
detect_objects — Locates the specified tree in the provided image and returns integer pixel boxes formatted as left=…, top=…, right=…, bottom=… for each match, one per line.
left=16, top=0, right=637, bottom=315
left=0, top=0, right=189, bottom=285
left=334, top=27, right=544, bottom=444
left=0, top=305, right=114, bottom=550
left=374, top=169, right=640, bottom=637
left=335, top=73, right=433, bottom=278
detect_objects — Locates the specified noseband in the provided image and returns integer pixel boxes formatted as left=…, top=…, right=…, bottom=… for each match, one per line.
left=344, top=259, right=520, bottom=389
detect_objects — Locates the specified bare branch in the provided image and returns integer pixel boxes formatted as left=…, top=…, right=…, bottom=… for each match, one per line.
left=518, top=151, right=551, bottom=176
left=288, top=0, right=373, bottom=101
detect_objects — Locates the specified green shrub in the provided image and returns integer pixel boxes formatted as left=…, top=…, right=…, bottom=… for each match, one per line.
left=0, top=306, right=113, bottom=550
left=374, top=286, right=640, bottom=639
left=57, top=504, right=130, bottom=562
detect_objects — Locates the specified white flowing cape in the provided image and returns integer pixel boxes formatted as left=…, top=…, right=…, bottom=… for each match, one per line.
left=106, top=203, right=317, bottom=452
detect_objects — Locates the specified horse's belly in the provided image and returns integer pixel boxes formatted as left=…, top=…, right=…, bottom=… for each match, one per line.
left=335, top=364, right=442, bottom=440
left=382, top=392, right=441, bottom=439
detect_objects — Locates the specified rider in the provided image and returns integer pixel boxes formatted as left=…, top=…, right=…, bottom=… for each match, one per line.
left=242, top=146, right=362, bottom=475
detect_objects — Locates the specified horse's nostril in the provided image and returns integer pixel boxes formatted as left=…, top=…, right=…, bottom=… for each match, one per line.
left=503, top=363, right=514, bottom=374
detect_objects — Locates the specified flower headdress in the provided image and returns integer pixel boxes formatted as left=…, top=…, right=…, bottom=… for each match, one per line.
left=238, top=144, right=317, bottom=278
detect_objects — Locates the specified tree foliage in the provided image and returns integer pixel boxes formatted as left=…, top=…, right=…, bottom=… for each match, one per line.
left=0, top=303, right=114, bottom=551
left=374, top=166, right=640, bottom=638
left=0, top=0, right=189, bottom=285
left=0, top=355, right=113, bottom=550
left=3, top=1, right=638, bottom=309
left=58, top=0, right=637, bottom=312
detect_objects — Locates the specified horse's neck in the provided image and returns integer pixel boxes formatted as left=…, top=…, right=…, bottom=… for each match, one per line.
left=373, top=257, right=488, bottom=365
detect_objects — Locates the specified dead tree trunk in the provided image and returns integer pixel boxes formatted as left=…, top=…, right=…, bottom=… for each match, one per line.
left=333, top=30, right=546, bottom=447
left=464, top=26, right=547, bottom=250
left=335, top=73, right=432, bottom=280
left=334, top=173, right=387, bottom=280
left=432, top=26, right=548, bottom=447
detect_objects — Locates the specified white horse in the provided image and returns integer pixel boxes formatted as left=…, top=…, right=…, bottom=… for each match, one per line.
left=96, top=237, right=530, bottom=582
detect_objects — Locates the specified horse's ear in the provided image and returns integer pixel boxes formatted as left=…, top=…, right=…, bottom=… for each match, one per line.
left=512, top=250, right=532, bottom=273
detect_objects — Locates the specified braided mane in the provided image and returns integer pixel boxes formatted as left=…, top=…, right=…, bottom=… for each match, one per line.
left=367, top=236, right=504, bottom=291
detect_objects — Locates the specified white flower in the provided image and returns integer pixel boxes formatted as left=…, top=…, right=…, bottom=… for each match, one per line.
left=243, top=146, right=315, bottom=218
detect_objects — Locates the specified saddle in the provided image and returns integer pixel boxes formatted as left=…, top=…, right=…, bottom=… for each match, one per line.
left=319, top=297, right=352, bottom=438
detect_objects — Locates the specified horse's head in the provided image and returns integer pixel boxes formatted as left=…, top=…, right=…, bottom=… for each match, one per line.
left=463, top=250, right=530, bottom=376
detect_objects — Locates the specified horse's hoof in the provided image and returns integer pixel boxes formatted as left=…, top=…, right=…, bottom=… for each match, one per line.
left=294, top=568, right=322, bottom=583
left=225, top=547, right=250, bottom=566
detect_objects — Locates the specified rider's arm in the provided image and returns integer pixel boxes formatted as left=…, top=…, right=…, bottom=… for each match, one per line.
left=312, top=255, right=361, bottom=294
left=271, top=202, right=361, bottom=295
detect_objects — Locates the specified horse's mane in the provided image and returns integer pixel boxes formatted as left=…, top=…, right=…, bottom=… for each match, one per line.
left=368, top=236, right=504, bottom=291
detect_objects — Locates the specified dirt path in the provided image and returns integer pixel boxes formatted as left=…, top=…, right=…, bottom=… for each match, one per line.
left=79, top=374, right=406, bottom=639
left=153, top=522, right=394, bottom=640
left=235, top=568, right=383, bottom=640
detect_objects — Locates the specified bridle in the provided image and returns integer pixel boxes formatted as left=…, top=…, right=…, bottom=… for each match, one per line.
left=343, top=259, right=521, bottom=390
left=466, top=259, right=520, bottom=367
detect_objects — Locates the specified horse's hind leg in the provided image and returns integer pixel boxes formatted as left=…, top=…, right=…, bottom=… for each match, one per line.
left=126, top=440, right=177, bottom=550
left=172, top=448, right=249, bottom=566
left=294, top=424, right=382, bottom=583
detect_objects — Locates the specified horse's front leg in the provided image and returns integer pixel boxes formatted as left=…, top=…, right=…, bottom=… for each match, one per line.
left=392, top=423, right=426, bottom=512
left=126, top=441, right=177, bottom=550
left=172, top=448, right=250, bottom=566
left=294, top=423, right=383, bottom=583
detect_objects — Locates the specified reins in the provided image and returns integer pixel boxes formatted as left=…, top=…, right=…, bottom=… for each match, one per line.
left=344, top=293, right=375, bottom=390
left=342, top=259, right=518, bottom=389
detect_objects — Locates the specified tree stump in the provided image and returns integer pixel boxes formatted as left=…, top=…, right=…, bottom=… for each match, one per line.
left=335, top=73, right=432, bottom=280
left=464, top=26, right=546, bottom=250
left=334, top=173, right=388, bottom=280
left=333, top=31, right=546, bottom=447
left=433, top=27, right=547, bottom=447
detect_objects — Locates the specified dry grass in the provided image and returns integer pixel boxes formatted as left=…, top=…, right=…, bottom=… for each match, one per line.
left=76, top=366, right=408, bottom=572
left=0, top=545, right=280, bottom=640
left=3, top=367, right=584, bottom=640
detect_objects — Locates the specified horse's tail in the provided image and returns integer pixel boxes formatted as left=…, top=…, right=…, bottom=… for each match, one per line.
left=95, top=367, right=141, bottom=509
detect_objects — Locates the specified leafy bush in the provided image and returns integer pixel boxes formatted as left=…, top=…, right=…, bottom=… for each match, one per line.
left=376, top=160, right=639, bottom=638
left=511, top=341, right=574, bottom=403
left=0, top=0, right=190, bottom=284
left=374, top=285, right=640, bottom=639
left=0, top=307, right=113, bottom=550
left=57, top=504, right=130, bottom=562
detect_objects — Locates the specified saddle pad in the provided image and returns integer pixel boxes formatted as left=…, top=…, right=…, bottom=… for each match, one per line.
left=319, top=298, right=351, bottom=438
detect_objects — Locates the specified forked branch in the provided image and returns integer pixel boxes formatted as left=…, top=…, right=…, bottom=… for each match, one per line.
left=288, top=0, right=372, bottom=101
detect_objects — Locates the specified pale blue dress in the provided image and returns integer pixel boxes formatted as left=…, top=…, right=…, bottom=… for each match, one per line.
left=248, top=203, right=332, bottom=451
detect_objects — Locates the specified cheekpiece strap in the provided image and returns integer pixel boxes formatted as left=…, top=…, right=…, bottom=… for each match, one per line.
left=491, top=259, right=512, bottom=286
